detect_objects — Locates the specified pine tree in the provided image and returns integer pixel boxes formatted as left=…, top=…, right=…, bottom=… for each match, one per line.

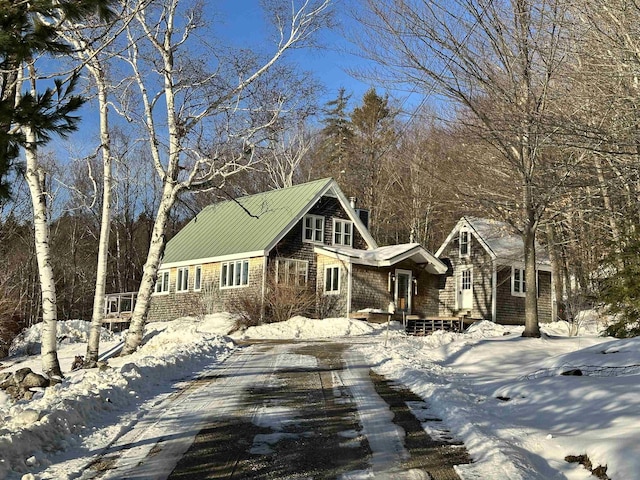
left=318, top=88, right=354, bottom=182
left=349, top=88, right=397, bottom=238
left=1, top=0, right=115, bottom=378
left=0, top=0, right=114, bottom=199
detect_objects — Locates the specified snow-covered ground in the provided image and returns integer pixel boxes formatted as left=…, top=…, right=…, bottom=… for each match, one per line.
left=0, top=312, right=636, bottom=479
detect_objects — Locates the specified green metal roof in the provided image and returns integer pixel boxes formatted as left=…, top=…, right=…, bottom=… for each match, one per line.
left=161, top=178, right=335, bottom=265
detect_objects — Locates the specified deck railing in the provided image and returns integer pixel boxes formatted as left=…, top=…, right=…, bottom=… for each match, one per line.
left=103, top=292, right=137, bottom=329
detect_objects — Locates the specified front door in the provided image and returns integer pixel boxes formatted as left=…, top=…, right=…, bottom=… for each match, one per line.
left=457, top=267, right=473, bottom=311
left=395, top=269, right=412, bottom=314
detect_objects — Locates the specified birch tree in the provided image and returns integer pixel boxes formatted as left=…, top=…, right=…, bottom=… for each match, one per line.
left=358, top=0, right=574, bottom=336
left=3, top=1, right=115, bottom=377
left=59, top=10, right=129, bottom=367
left=119, top=0, right=332, bottom=355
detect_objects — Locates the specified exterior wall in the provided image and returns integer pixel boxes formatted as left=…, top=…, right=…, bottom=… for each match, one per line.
left=350, top=261, right=440, bottom=320
left=269, top=195, right=370, bottom=291
left=147, top=257, right=264, bottom=323
left=412, top=270, right=440, bottom=318
left=438, top=232, right=493, bottom=320
left=351, top=265, right=391, bottom=313
left=316, top=253, right=349, bottom=317
left=495, top=267, right=553, bottom=325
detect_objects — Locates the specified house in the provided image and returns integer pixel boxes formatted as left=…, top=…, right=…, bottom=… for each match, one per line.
left=435, top=216, right=555, bottom=325
left=147, top=178, right=448, bottom=323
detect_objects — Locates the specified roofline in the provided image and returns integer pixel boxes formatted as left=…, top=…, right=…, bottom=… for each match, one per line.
left=264, top=178, right=378, bottom=253
left=331, top=183, right=378, bottom=249
left=159, top=250, right=266, bottom=269
left=315, top=244, right=447, bottom=273
left=435, top=216, right=496, bottom=259
left=498, top=259, right=553, bottom=272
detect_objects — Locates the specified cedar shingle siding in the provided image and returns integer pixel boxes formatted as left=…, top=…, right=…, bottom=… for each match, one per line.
left=148, top=258, right=264, bottom=322
left=438, top=232, right=494, bottom=320
left=437, top=218, right=554, bottom=325
left=495, top=268, right=552, bottom=324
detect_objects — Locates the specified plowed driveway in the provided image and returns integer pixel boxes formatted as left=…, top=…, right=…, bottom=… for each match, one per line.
left=95, top=340, right=470, bottom=479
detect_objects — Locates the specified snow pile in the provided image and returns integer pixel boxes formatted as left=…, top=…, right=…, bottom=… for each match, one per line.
left=8, top=320, right=119, bottom=357
left=238, top=315, right=391, bottom=339
left=3, top=311, right=640, bottom=480
left=0, top=314, right=236, bottom=479
left=356, top=319, right=640, bottom=479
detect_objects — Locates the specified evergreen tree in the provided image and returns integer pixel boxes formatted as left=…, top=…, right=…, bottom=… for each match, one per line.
left=318, top=88, right=353, bottom=182
left=600, top=229, right=640, bottom=338
left=0, top=0, right=114, bottom=199
left=349, top=88, right=397, bottom=239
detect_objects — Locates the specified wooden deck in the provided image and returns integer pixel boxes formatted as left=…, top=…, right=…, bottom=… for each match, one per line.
left=405, top=316, right=465, bottom=336
left=103, top=292, right=137, bottom=331
left=349, top=311, right=393, bottom=324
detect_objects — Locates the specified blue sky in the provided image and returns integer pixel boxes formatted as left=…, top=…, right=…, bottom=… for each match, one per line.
left=216, top=0, right=375, bottom=105
left=53, top=1, right=399, bottom=156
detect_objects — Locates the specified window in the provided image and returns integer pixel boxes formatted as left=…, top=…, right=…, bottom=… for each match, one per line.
left=333, top=219, right=353, bottom=246
left=303, top=214, right=324, bottom=243
left=155, top=270, right=170, bottom=294
left=176, top=267, right=189, bottom=292
left=459, top=229, right=470, bottom=257
left=324, top=265, right=340, bottom=294
left=512, top=267, right=526, bottom=297
left=221, top=259, right=249, bottom=288
left=194, top=265, right=202, bottom=291
left=461, top=269, right=472, bottom=291
left=276, top=258, right=308, bottom=286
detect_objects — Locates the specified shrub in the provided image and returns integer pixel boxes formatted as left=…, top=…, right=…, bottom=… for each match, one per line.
left=229, top=279, right=320, bottom=330
left=598, top=232, right=640, bottom=338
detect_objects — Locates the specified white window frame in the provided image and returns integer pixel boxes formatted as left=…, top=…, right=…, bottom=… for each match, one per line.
left=155, top=270, right=170, bottom=295
left=333, top=218, right=353, bottom=247
left=303, top=214, right=325, bottom=244
left=324, top=265, right=341, bottom=294
left=512, top=266, right=540, bottom=297
left=221, top=259, right=250, bottom=289
left=276, top=258, right=309, bottom=286
left=511, top=266, right=526, bottom=297
left=176, top=267, right=189, bottom=293
left=459, top=229, right=470, bottom=258
left=194, top=265, right=202, bottom=291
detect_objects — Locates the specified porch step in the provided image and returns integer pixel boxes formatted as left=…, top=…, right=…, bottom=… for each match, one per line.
left=405, top=317, right=464, bottom=336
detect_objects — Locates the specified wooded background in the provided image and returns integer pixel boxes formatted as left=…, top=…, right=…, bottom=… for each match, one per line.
left=3, top=0, right=640, bottom=356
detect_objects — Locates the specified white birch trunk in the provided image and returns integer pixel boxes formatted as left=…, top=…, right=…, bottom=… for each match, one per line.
left=24, top=126, right=63, bottom=378
left=86, top=70, right=112, bottom=367
left=121, top=184, right=177, bottom=355
left=118, top=0, right=331, bottom=355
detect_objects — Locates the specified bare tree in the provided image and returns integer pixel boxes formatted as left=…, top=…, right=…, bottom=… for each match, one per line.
left=116, top=0, right=332, bottom=355
left=263, top=120, right=318, bottom=189
left=358, top=0, right=576, bottom=336
left=59, top=9, right=129, bottom=367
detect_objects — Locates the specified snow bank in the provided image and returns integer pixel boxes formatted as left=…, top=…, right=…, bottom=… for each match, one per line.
left=0, top=315, right=236, bottom=479
left=8, top=320, right=120, bottom=357
left=237, top=315, right=391, bottom=339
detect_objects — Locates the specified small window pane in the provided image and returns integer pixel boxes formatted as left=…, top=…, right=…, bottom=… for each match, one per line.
left=242, top=260, right=249, bottom=285
left=195, top=266, right=202, bottom=290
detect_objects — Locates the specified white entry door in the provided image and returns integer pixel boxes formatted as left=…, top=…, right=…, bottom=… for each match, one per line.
left=457, top=267, right=473, bottom=311
left=395, top=269, right=412, bottom=314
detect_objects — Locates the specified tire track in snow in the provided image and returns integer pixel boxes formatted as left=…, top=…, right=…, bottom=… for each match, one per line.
left=91, top=345, right=277, bottom=480
left=341, top=347, right=412, bottom=476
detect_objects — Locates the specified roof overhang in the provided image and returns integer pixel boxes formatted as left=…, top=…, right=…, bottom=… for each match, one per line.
left=264, top=179, right=378, bottom=254
left=315, top=244, right=448, bottom=275
left=159, top=250, right=267, bottom=269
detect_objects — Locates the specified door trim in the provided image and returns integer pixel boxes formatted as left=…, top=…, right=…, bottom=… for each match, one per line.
left=395, top=269, right=412, bottom=314
left=457, top=266, right=473, bottom=311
